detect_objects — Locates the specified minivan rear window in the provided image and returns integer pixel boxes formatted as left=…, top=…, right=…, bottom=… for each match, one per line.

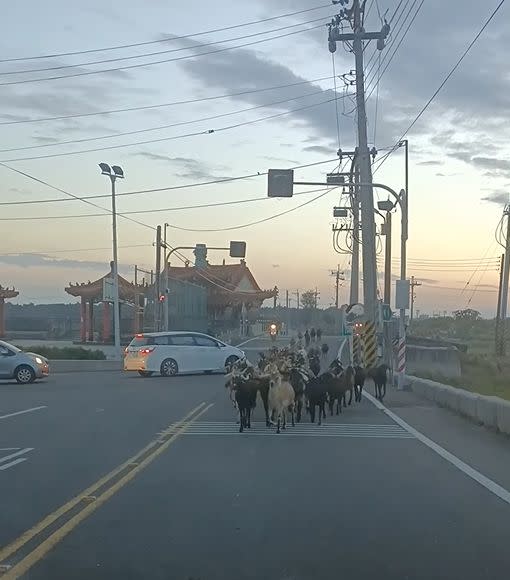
left=129, top=335, right=154, bottom=347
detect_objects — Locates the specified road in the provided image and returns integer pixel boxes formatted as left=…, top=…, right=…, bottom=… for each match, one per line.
left=1, top=336, right=510, bottom=579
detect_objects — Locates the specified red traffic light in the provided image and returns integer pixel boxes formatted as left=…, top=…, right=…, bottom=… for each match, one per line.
left=159, top=294, right=166, bottom=302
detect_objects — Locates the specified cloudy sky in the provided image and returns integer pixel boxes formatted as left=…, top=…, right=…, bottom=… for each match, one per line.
left=0, top=0, right=509, bottom=315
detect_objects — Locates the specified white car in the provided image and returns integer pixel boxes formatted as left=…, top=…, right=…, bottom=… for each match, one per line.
left=124, top=331, right=245, bottom=377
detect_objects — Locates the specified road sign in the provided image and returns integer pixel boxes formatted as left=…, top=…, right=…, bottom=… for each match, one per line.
left=267, top=169, right=294, bottom=197
left=229, top=241, right=246, bottom=258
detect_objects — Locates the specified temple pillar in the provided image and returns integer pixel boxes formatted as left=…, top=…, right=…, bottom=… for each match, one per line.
left=80, top=297, right=87, bottom=342
left=0, top=298, right=5, bottom=338
left=88, top=300, right=94, bottom=342
left=102, top=301, right=111, bottom=343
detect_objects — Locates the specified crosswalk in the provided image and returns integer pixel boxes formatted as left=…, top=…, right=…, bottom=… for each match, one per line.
left=0, top=447, right=34, bottom=471
left=169, top=422, right=414, bottom=439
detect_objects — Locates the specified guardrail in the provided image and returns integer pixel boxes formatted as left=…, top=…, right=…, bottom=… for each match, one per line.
left=408, top=375, right=510, bottom=436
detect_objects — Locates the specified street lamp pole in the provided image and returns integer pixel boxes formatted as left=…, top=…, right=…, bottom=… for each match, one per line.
left=163, top=223, right=170, bottom=332
left=99, top=163, right=124, bottom=361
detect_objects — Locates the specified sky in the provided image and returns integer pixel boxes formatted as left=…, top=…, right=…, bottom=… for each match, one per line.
left=0, top=0, right=509, bottom=316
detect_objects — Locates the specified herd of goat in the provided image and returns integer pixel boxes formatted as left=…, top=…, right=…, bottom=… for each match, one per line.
left=225, top=345, right=389, bottom=433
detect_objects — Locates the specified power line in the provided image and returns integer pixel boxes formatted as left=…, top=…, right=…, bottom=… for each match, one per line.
left=1, top=87, right=350, bottom=153
left=0, top=188, right=324, bottom=222
left=0, top=23, right=328, bottom=87
left=0, top=75, right=335, bottom=127
left=1, top=4, right=333, bottom=62
left=163, top=188, right=337, bottom=232
left=331, top=54, right=342, bottom=150
left=1, top=15, right=334, bottom=77
left=0, top=97, right=338, bottom=162
left=375, top=0, right=506, bottom=174
left=1, top=244, right=152, bottom=256
left=0, top=157, right=340, bottom=206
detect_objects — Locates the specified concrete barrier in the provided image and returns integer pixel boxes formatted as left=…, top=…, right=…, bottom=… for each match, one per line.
left=408, top=375, right=510, bottom=436
left=50, top=360, right=122, bottom=373
left=406, top=345, right=461, bottom=378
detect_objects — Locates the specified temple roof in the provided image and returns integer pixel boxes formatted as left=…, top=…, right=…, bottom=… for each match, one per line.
left=0, top=285, right=19, bottom=300
left=167, top=261, right=275, bottom=305
left=65, top=263, right=146, bottom=301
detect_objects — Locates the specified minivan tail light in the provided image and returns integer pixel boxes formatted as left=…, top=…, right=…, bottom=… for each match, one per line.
left=140, top=347, right=155, bottom=355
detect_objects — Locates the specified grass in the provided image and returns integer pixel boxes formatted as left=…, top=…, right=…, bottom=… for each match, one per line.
left=18, top=346, right=106, bottom=360
left=415, top=352, right=510, bottom=401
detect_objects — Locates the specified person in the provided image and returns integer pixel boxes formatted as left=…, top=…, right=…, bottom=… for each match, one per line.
left=321, top=342, right=329, bottom=359
left=310, top=328, right=316, bottom=342
left=304, top=329, right=311, bottom=347
left=317, top=328, right=322, bottom=342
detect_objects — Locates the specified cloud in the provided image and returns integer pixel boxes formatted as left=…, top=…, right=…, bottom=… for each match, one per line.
left=481, top=190, right=509, bottom=206
left=260, top=155, right=298, bottom=164
left=0, top=253, right=129, bottom=272
left=417, top=160, right=442, bottom=166
left=303, top=145, right=334, bottom=155
left=134, top=151, right=229, bottom=181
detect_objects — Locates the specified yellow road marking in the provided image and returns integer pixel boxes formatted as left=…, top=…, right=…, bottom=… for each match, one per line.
left=0, top=401, right=208, bottom=574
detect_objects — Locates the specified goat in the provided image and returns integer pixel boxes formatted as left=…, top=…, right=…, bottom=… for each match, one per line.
left=305, top=375, right=328, bottom=425
left=323, top=366, right=355, bottom=415
left=320, top=342, right=329, bottom=360
left=267, top=363, right=295, bottom=434
left=368, top=364, right=389, bottom=400
left=353, top=365, right=366, bottom=402
left=287, top=367, right=307, bottom=423
left=231, top=374, right=258, bottom=433
left=308, top=349, right=321, bottom=378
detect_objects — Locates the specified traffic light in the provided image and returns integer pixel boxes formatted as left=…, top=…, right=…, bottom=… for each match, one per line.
left=159, top=294, right=166, bottom=303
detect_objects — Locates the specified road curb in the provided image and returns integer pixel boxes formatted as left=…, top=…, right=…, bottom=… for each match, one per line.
left=407, top=375, right=510, bottom=436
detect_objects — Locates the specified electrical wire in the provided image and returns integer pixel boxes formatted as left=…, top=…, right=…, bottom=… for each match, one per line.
left=0, top=75, right=335, bottom=127
left=331, top=54, right=342, bottom=150
left=372, top=51, right=381, bottom=145
left=375, top=0, right=506, bottom=174
left=1, top=15, right=334, bottom=77
left=0, top=188, right=324, bottom=222
left=1, top=244, right=152, bottom=256
left=0, top=97, right=338, bottom=162
left=0, top=157, right=340, bottom=206
left=162, top=188, right=337, bottom=232
left=1, top=4, right=333, bottom=62
left=0, top=23, right=329, bottom=87
left=0, top=86, right=349, bottom=153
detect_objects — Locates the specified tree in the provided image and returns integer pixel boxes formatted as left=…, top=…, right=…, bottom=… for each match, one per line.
left=301, top=289, right=317, bottom=309
left=453, top=308, right=481, bottom=321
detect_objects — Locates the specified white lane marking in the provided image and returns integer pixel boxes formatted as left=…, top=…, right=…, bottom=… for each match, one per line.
left=235, top=335, right=264, bottom=348
left=363, top=391, right=510, bottom=506
left=0, top=406, right=47, bottom=421
left=0, top=458, right=27, bottom=471
left=0, top=448, right=34, bottom=465
left=0, top=448, right=20, bottom=451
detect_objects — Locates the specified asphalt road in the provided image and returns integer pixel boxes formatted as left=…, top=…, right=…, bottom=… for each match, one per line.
left=1, top=336, right=510, bottom=579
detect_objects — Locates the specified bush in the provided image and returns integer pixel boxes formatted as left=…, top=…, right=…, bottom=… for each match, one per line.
left=18, top=346, right=106, bottom=360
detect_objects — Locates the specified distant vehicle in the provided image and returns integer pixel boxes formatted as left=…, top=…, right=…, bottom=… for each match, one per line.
left=269, top=323, right=278, bottom=342
left=124, top=332, right=245, bottom=377
left=0, top=340, right=50, bottom=384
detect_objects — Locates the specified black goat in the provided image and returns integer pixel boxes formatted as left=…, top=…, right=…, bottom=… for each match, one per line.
left=354, top=365, right=366, bottom=402
left=288, top=367, right=307, bottom=422
left=320, top=342, right=329, bottom=360
left=368, top=364, right=388, bottom=400
left=305, top=375, right=328, bottom=425
left=323, top=367, right=355, bottom=415
left=232, top=377, right=258, bottom=433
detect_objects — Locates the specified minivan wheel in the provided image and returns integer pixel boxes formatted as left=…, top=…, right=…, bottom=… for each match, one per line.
left=225, top=355, right=239, bottom=372
left=15, top=365, right=36, bottom=384
left=138, top=371, right=154, bottom=377
left=160, top=358, right=178, bottom=377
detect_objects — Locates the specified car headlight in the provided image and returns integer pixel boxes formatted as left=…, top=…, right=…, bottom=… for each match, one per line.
left=35, top=357, right=43, bottom=365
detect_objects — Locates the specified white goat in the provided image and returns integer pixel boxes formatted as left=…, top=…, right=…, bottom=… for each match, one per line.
left=267, top=363, right=295, bottom=434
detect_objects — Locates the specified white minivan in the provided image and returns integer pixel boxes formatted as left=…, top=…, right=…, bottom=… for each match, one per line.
left=124, top=331, right=245, bottom=377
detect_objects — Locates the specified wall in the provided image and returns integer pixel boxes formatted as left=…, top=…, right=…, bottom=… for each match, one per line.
left=406, top=345, right=461, bottom=378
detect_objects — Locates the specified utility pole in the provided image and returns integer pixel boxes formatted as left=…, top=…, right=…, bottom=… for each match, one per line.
left=498, top=205, right=510, bottom=355
left=331, top=265, right=344, bottom=308
left=314, top=287, right=320, bottom=309
left=285, top=289, right=289, bottom=309
left=295, top=290, right=300, bottom=310
left=383, top=210, right=392, bottom=305
left=410, top=276, right=421, bottom=324
left=163, top=223, right=170, bottom=332
left=496, top=253, right=505, bottom=356
left=350, top=156, right=360, bottom=306
left=154, top=225, right=162, bottom=332
left=329, top=1, right=388, bottom=321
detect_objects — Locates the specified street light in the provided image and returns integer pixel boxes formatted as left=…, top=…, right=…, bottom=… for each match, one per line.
left=99, top=163, right=124, bottom=361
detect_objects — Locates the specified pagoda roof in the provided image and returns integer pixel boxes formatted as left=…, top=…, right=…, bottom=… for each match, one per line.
left=65, top=263, right=146, bottom=301
left=0, top=285, right=19, bottom=300
left=167, top=261, right=276, bottom=305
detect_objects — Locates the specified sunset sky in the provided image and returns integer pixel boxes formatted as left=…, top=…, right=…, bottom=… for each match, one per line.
left=0, top=0, right=509, bottom=317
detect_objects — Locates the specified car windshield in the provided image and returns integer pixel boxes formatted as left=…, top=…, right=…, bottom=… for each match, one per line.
left=0, top=340, right=21, bottom=353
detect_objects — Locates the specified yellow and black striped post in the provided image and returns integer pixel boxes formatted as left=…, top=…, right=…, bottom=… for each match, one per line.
left=353, top=333, right=362, bottom=365
left=363, top=320, right=377, bottom=368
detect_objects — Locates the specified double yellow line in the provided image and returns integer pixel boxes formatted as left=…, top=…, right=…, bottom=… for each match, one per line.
left=0, top=402, right=212, bottom=579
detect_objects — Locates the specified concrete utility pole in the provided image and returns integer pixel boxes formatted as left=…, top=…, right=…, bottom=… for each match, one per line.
left=410, top=276, right=422, bottom=324
left=350, top=161, right=360, bottom=306
left=154, top=225, right=162, bottom=331
left=498, top=205, right=510, bottom=354
left=495, top=253, right=505, bottom=356
left=329, top=0, right=389, bottom=321
left=384, top=210, right=392, bottom=305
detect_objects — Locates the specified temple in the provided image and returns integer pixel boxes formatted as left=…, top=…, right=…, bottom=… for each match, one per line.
left=65, top=263, right=146, bottom=343
left=167, top=259, right=276, bottom=322
left=0, top=285, right=19, bottom=338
